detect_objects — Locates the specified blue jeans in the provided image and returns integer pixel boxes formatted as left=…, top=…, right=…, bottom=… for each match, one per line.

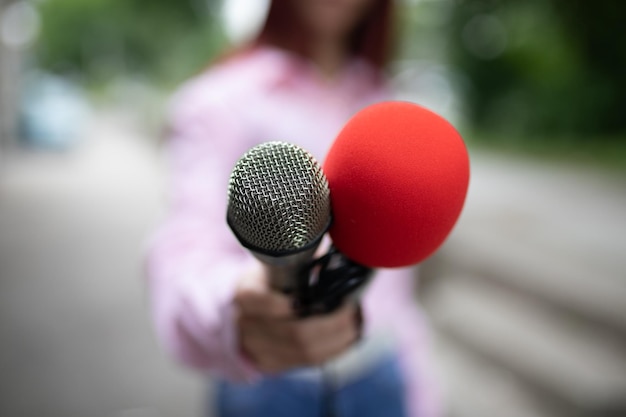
left=214, top=355, right=408, bottom=417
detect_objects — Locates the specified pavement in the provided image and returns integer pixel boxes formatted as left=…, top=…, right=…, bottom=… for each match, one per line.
left=0, top=111, right=625, bottom=417
left=0, top=112, right=203, bottom=417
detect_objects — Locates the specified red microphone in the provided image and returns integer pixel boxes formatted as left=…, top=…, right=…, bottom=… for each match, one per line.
left=324, top=101, right=470, bottom=268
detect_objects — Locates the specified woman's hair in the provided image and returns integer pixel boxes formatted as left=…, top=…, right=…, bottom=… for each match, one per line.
left=255, top=0, right=394, bottom=71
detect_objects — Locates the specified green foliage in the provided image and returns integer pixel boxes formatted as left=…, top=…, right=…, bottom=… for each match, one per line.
left=35, top=0, right=226, bottom=86
left=448, top=0, right=626, bottom=138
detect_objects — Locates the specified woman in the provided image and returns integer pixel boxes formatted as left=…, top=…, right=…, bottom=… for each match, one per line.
left=146, top=1, right=440, bottom=416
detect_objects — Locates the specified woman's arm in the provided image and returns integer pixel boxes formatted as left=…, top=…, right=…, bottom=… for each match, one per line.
left=145, top=86, right=260, bottom=381
left=145, top=73, right=366, bottom=381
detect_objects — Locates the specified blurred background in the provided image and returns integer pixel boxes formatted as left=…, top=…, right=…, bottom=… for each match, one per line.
left=0, top=0, right=624, bottom=416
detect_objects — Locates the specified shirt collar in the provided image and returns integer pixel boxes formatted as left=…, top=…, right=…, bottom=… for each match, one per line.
left=253, top=45, right=382, bottom=94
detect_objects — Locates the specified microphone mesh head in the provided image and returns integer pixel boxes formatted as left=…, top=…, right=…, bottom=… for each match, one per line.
left=227, top=142, right=331, bottom=255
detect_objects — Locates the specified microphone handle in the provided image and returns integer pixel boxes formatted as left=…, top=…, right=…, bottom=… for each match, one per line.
left=252, top=246, right=319, bottom=293
left=252, top=245, right=372, bottom=318
left=296, top=247, right=373, bottom=317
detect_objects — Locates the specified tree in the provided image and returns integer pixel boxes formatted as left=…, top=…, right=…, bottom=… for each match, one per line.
left=35, top=0, right=225, bottom=86
left=448, top=0, right=626, bottom=138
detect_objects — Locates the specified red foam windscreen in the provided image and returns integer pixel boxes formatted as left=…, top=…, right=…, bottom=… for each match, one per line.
left=324, top=101, right=470, bottom=268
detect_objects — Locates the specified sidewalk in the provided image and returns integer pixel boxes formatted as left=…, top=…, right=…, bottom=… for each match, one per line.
left=0, top=112, right=203, bottom=417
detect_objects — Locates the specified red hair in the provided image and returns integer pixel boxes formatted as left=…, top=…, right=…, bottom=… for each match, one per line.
left=255, top=0, right=394, bottom=71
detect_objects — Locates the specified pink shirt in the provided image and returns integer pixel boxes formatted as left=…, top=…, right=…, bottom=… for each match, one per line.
left=145, top=46, right=440, bottom=417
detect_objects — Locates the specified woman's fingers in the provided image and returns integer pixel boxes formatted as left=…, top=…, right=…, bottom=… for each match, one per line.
left=238, top=316, right=303, bottom=372
left=234, top=263, right=361, bottom=373
left=287, top=304, right=359, bottom=365
left=234, top=265, right=294, bottom=319
left=235, top=288, right=293, bottom=319
left=239, top=303, right=360, bottom=372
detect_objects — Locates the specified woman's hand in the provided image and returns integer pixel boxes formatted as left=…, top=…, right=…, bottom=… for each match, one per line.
left=234, top=264, right=360, bottom=374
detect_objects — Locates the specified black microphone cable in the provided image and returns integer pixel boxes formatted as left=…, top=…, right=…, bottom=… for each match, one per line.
left=294, top=246, right=372, bottom=317
left=295, top=246, right=373, bottom=417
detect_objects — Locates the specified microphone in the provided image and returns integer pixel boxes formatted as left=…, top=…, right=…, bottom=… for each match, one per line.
left=324, top=101, right=470, bottom=268
left=227, top=141, right=331, bottom=293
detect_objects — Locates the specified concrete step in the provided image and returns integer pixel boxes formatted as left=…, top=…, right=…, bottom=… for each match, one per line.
left=435, top=152, right=626, bottom=337
left=458, top=152, right=626, bottom=280
left=434, top=334, right=564, bottom=417
left=425, top=274, right=626, bottom=416
left=439, top=227, right=626, bottom=337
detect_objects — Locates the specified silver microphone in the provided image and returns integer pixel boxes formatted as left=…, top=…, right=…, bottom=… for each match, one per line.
left=227, top=141, right=331, bottom=292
